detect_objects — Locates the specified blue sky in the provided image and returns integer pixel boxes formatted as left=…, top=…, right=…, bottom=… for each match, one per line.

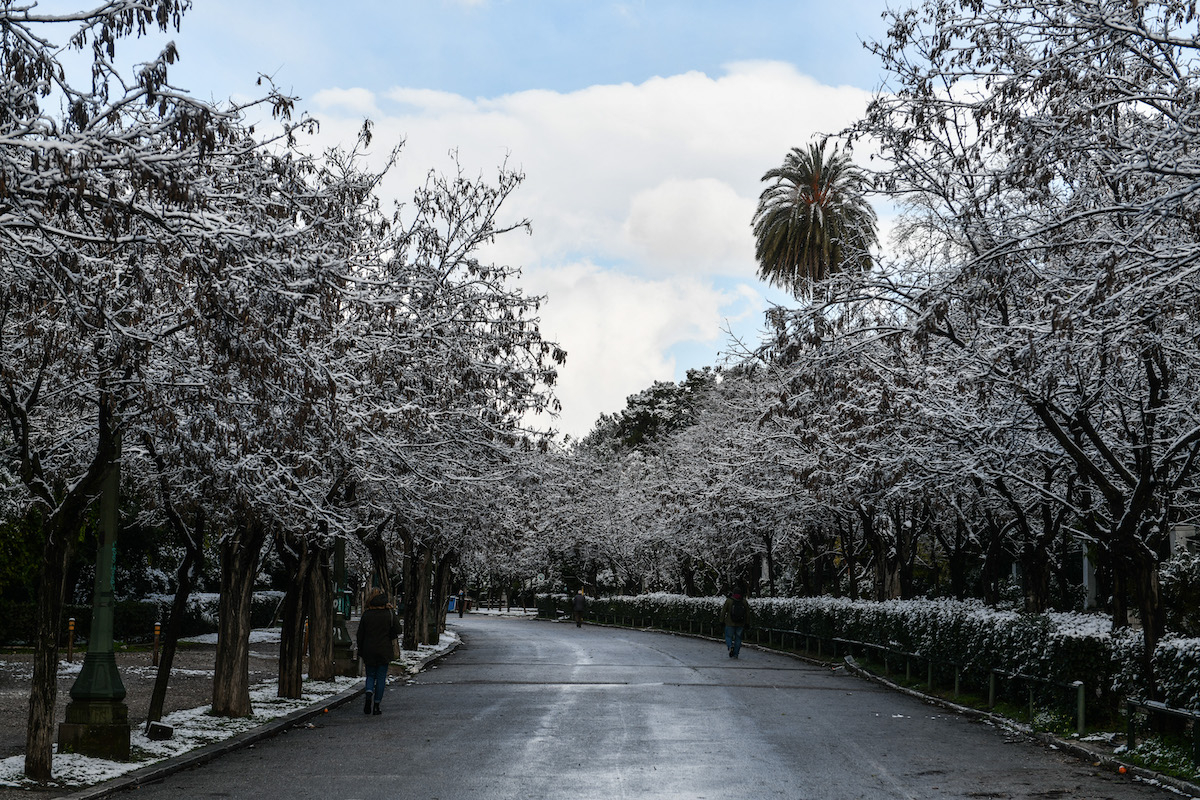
left=124, top=0, right=896, bottom=438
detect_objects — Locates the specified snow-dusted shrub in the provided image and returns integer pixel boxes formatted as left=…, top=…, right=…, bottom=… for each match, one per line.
left=538, top=591, right=1200, bottom=712
left=1160, top=551, right=1200, bottom=637
left=1150, top=637, right=1200, bottom=712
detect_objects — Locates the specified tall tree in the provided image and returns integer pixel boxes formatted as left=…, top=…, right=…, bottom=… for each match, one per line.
left=752, top=141, right=878, bottom=298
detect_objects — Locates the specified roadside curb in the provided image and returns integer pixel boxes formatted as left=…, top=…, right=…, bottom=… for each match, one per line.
left=56, top=639, right=460, bottom=800
left=841, top=656, right=1200, bottom=799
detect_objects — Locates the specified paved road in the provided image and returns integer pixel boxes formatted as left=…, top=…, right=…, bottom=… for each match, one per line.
left=122, top=616, right=1173, bottom=800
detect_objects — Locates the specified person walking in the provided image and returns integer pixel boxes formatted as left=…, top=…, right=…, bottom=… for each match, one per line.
left=356, top=589, right=402, bottom=715
left=457, top=589, right=466, bottom=618
left=571, top=589, right=587, bottom=627
left=722, top=588, right=753, bottom=659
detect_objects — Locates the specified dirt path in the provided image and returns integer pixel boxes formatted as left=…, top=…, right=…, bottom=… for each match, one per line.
left=0, top=639, right=282, bottom=764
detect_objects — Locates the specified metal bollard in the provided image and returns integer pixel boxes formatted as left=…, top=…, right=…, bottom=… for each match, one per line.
left=152, top=621, right=161, bottom=667
left=1073, top=681, right=1085, bottom=736
left=66, top=618, right=75, bottom=662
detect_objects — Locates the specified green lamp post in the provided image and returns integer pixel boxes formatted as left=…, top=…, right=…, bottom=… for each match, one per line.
left=58, top=446, right=130, bottom=761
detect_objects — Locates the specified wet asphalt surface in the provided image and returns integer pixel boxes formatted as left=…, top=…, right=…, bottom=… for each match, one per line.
left=115, top=616, right=1173, bottom=800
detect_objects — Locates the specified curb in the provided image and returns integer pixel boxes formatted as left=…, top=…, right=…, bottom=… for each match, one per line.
left=840, top=656, right=1200, bottom=799
left=57, top=639, right=460, bottom=800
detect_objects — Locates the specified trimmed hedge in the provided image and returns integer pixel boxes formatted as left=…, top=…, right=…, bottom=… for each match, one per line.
left=0, top=592, right=283, bottom=647
left=541, top=592, right=1200, bottom=716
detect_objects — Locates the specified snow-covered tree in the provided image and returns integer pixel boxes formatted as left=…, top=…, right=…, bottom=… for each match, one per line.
left=847, top=0, right=1200, bottom=695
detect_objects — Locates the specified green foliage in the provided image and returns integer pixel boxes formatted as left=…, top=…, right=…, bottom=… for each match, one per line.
left=581, top=368, right=720, bottom=451
left=1124, top=735, right=1200, bottom=783
left=0, top=518, right=40, bottom=599
left=752, top=140, right=878, bottom=297
left=1161, top=550, right=1200, bottom=637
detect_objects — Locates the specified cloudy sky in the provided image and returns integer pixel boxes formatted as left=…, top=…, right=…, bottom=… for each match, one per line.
left=141, top=0, right=895, bottom=439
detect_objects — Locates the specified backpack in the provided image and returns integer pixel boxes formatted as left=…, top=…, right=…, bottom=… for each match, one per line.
left=730, top=598, right=747, bottom=625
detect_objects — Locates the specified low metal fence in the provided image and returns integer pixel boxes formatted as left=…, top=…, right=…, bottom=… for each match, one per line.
left=1126, top=699, right=1200, bottom=766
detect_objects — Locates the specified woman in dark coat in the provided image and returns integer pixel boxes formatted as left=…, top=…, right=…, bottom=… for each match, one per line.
left=356, top=589, right=402, bottom=715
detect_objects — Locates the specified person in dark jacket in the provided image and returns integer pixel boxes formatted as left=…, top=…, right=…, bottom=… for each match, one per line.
left=571, top=589, right=587, bottom=627
left=721, top=589, right=753, bottom=659
left=356, top=589, right=402, bottom=715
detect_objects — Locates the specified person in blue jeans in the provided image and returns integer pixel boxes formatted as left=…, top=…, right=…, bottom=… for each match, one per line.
left=356, top=589, right=402, bottom=715
left=722, top=589, right=753, bottom=659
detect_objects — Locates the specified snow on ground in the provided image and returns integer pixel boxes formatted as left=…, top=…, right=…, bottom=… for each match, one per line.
left=0, top=629, right=459, bottom=789
left=179, top=628, right=282, bottom=645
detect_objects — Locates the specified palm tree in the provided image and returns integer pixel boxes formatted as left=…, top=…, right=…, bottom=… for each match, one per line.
left=752, top=141, right=878, bottom=298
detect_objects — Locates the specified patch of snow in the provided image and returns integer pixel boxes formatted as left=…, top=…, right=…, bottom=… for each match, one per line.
left=180, top=627, right=281, bottom=645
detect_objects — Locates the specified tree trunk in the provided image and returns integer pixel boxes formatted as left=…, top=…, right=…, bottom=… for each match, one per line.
left=306, top=551, right=334, bottom=681
left=432, top=552, right=454, bottom=640
left=142, top=432, right=208, bottom=727
left=212, top=520, right=268, bottom=717
left=22, top=400, right=118, bottom=780
left=413, top=545, right=433, bottom=646
left=680, top=555, right=697, bottom=597
left=401, top=535, right=424, bottom=652
left=24, top=518, right=78, bottom=780
left=1020, top=545, right=1053, bottom=615
left=146, top=536, right=203, bottom=725
left=840, top=519, right=858, bottom=601
left=276, top=531, right=317, bottom=700
left=1132, top=548, right=1165, bottom=700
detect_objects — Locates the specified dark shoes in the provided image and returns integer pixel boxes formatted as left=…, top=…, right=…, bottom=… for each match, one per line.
left=363, top=694, right=373, bottom=715
left=372, top=703, right=381, bottom=716
left=728, top=648, right=734, bottom=658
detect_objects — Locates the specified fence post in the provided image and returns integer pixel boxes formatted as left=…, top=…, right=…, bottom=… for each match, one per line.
left=954, top=666, right=960, bottom=699
left=927, top=661, right=933, bottom=690
left=1028, top=687, right=1035, bottom=723
left=1127, top=702, right=1137, bottom=749
left=1073, top=681, right=1085, bottom=737
left=66, top=617, right=76, bottom=663
left=989, top=671, right=996, bottom=709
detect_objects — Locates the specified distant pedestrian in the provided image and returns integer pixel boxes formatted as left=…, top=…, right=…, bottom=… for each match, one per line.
left=571, top=589, right=587, bottom=627
left=457, top=589, right=466, bottom=618
left=356, top=589, right=402, bottom=715
left=722, top=589, right=753, bottom=659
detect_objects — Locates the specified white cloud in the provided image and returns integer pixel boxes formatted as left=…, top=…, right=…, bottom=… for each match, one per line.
left=523, top=262, right=734, bottom=439
left=623, top=178, right=756, bottom=275
left=296, top=61, right=872, bottom=436
left=311, top=87, right=380, bottom=116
